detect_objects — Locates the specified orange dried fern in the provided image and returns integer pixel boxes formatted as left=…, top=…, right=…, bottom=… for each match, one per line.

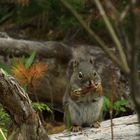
left=28, top=63, right=48, bottom=87
left=29, top=63, right=48, bottom=80
left=12, top=61, right=28, bottom=85
left=12, top=62, right=48, bottom=87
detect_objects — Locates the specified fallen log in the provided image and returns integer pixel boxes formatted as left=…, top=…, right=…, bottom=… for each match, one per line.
left=0, top=37, right=72, bottom=62
left=50, top=115, right=140, bottom=140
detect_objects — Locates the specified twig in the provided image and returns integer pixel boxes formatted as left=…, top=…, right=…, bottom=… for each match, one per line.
left=109, top=67, right=117, bottom=140
left=110, top=109, right=114, bottom=140
left=94, top=0, right=129, bottom=74
left=105, top=0, right=119, bottom=21
left=60, top=0, right=130, bottom=73
left=104, top=1, right=131, bottom=64
left=120, top=5, right=130, bottom=22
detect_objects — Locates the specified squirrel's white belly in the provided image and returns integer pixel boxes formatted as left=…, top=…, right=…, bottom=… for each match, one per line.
left=68, top=96, right=103, bottom=126
left=80, top=97, right=103, bottom=124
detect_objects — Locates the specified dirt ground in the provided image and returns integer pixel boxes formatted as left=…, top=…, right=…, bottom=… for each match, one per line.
left=46, top=121, right=65, bottom=134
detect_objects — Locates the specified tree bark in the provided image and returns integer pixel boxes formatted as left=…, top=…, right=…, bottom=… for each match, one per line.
left=0, top=69, right=49, bottom=140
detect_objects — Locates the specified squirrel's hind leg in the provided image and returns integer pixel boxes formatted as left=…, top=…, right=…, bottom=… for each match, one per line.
left=64, top=101, right=82, bottom=131
left=70, top=125, right=82, bottom=132
left=90, top=121, right=100, bottom=128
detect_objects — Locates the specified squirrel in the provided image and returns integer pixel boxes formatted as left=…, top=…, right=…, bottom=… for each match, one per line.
left=63, top=59, right=103, bottom=132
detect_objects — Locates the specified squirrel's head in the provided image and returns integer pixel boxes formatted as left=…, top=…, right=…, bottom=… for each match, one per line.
left=69, top=59, right=102, bottom=97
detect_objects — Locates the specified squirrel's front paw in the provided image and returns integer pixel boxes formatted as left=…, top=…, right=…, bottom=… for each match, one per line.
left=71, top=125, right=82, bottom=132
left=90, top=121, right=100, bottom=128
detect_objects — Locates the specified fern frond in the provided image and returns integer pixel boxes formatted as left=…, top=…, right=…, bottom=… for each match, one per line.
left=29, top=63, right=48, bottom=87
left=11, top=61, right=29, bottom=85
left=29, top=63, right=48, bottom=79
left=12, top=62, right=48, bottom=87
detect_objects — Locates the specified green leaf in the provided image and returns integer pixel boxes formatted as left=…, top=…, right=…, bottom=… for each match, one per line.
left=11, top=56, right=26, bottom=68
left=103, top=96, right=110, bottom=112
left=11, top=57, right=17, bottom=67
left=0, top=64, right=11, bottom=75
left=0, top=128, right=7, bottom=140
left=114, top=99, right=128, bottom=108
left=25, top=51, right=36, bottom=69
left=0, top=105, right=10, bottom=136
left=120, top=107, right=127, bottom=112
left=0, top=10, right=14, bottom=24
left=32, top=102, right=52, bottom=113
left=113, top=99, right=128, bottom=113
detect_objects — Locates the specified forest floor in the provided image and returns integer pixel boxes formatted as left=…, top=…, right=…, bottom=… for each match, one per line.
left=46, top=121, right=65, bottom=134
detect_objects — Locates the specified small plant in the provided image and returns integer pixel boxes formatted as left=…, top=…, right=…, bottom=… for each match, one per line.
left=32, top=102, right=52, bottom=113
left=0, top=64, right=11, bottom=75
left=0, top=104, right=10, bottom=136
left=0, top=128, right=7, bottom=140
left=11, top=51, right=48, bottom=88
left=113, top=99, right=128, bottom=116
left=103, top=96, right=129, bottom=118
left=12, top=61, right=48, bottom=87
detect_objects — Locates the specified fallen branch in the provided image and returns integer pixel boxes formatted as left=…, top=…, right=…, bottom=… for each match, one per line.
left=0, top=38, right=72, bottom=62
left=50, top=115, right=139, bottom=140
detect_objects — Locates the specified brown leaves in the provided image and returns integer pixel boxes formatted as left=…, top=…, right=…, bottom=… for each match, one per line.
left=12, top=62, right=48, bottom=87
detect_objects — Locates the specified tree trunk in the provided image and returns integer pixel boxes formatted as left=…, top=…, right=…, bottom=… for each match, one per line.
left=0, top=69, right=49, bottom=140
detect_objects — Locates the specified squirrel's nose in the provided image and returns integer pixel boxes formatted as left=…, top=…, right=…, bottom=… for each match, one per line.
left=89, top=80, right=99, bottom=87
left=88, top=80, right=94, bottom=86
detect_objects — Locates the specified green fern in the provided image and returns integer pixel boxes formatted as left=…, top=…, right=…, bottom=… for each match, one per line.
left=32, top=102, right=52, bottom=113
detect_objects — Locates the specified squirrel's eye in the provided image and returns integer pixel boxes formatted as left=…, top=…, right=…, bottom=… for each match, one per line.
left=78, top=72, right=83, bottom=79
left=93, top=72, right=97, bottom=76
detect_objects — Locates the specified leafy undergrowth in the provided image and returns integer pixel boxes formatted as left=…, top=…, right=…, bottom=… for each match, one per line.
left=103, top=96, right=134, bottom=120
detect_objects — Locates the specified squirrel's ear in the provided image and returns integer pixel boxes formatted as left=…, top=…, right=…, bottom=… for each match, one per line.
left=72, top=60, right=79, bottom=70
left=67, top=60, right=79, bottom=77
left=89, top=57, right=94, bottom=64
left=69, top=60, right=79, bottom=71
